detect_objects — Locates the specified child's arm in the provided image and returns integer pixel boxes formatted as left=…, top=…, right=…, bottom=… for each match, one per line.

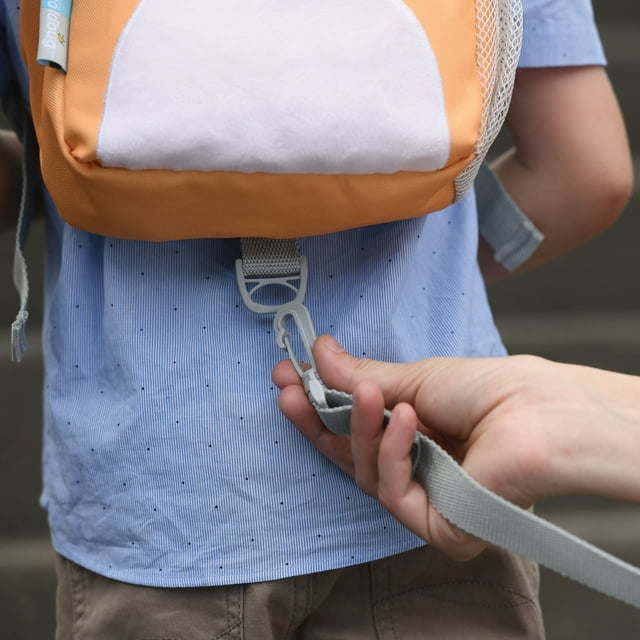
left=0, top=129, right=21, bottom=233
left=479, top=65, right=633, bottom=281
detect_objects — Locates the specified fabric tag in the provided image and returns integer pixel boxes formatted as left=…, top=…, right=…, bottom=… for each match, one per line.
left=37, top=0, right=72, bottom=71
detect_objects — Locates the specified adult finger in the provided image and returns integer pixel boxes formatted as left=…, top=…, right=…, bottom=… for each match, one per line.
left=350, top=381, right=386, bottom=497
left=272, top=358, right=303, bottom=389
left=377, top=404, right=422, bottom=509
left=278, top=385, right=354, bottom=476
left=313, top=336, right=516, bottom=443
left=377, top=404, right=486, bottom=560
left=312, top=335, right=430, bottom=409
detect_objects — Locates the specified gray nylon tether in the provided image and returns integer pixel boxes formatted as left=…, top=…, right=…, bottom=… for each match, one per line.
left=9, top=105, right=38, bottom=362
left=310, top=384, right=640, bottom=609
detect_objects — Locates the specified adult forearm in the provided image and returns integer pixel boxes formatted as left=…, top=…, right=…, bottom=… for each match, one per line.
left=0, top=130, right=22, bottom=233
left=550, top=364, right=640, bottom=504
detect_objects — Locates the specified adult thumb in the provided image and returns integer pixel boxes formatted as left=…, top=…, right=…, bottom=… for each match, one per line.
left=313, top=335, right=431, bottom=409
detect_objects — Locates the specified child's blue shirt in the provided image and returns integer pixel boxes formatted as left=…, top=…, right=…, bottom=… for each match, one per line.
left=1, top=1, right=605, bottom=586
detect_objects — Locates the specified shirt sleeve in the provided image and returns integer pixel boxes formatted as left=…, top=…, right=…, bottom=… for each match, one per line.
left=519, top=0, right=607, bottom=68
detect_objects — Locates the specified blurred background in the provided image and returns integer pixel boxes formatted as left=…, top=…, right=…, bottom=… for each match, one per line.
left=0, top=1, right=638, bottom=637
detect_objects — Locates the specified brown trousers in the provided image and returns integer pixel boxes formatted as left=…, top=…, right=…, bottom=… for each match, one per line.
left=55, top=545, right=545, bottom=639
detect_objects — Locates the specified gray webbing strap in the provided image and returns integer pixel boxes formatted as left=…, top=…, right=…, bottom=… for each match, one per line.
left=11, top=112, right=38, bottom=362
left=240, top=238, right=302, bottom=278
left=238, top=238, right=640, bottom=610
left=476, top=164, right=544, bottom=272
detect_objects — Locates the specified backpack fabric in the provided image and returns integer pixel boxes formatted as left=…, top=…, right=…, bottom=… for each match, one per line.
left=21, top=0, right=521, bottom=240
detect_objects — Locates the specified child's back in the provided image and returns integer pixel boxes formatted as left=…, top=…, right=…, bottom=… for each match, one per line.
left=0, top=0, right=631, bottom=637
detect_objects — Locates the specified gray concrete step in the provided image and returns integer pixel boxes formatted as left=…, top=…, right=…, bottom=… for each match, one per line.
left=0, top=340, right=46, bottom=540
left=495, top=311, right=640, bottom=374
left=0, top=540, right=56, bottom=640
left=593, top=0, right=640, bottom=22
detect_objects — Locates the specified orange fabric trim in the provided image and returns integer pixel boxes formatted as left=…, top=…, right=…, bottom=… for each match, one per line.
left=37, top=140, right=464, bottom=240
left=404, top=0, right=483, bottom=165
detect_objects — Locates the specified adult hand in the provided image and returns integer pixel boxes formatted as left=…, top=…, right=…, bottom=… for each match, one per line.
left=273, top=336, right=640, bottom=561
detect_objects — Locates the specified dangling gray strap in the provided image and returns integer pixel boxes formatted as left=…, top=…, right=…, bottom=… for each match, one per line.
left=237, top=238, right=640, bottom=610
left=11, top=114, right=38, bottom=362
left=476, top=163, right=544, bottom=272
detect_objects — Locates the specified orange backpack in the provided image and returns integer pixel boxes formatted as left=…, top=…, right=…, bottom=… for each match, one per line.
left=22, top=0, right=522, bottom=241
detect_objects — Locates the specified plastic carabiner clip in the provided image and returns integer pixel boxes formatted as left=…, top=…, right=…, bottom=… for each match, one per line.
left=274, top=302, right=317, bottom=377
left=273, top=303, right=328, bottom=409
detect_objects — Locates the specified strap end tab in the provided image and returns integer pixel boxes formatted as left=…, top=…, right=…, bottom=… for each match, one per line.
left=11, top=310, right=29, bottom=362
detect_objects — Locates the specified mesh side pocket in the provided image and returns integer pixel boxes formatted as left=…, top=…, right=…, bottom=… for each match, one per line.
left=454, top=0, right=523, bottom=200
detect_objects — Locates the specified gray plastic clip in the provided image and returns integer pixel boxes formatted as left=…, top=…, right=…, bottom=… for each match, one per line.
left=271, top=302, right=332, bottom=410
left=235, top=257, right=308, bottom=315
left=274, top=302, right=318, bottom=378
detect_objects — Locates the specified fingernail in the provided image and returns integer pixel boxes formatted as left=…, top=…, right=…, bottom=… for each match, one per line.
left=324, top=335, right=344, bottom=353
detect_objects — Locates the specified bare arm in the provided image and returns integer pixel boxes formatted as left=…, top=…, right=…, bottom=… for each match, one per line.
left=480, top=66, right=633, bottom=281
left=0, top=129, right=21, bottom=233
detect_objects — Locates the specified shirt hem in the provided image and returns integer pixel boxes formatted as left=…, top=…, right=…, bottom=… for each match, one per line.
left=519, top=22, right=607, bottom=68
left=49, top=534, right=428, bottom=588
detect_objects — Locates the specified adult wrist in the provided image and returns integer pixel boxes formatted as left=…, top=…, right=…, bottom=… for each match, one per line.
left=556, top=371, right=640, bottom=503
